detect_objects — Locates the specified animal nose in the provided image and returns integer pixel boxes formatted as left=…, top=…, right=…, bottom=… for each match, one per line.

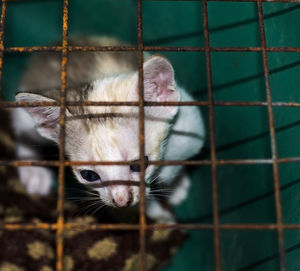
left=111, top=188, right=132, bottom=207
left=112, top=197, right=129, bottom=207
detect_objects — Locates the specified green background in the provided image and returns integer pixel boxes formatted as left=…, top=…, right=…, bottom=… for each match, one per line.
left=2, top=0, right=300, bottom=270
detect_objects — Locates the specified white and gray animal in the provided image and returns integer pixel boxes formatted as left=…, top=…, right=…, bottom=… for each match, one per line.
left=13, top=37, right=205, bottom=222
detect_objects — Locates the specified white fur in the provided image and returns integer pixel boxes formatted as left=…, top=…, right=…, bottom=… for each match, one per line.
left=168, top=174, right=191, bottom=206
left=13, top=108, right=39, bottom=140
left=13, top=51, right=205, bottom=218
left=18, top=166, right=53, bottom=195
left=13, top=108, right=54, bottom=195
left=146, top=199, right=175, bottom=223
left=16, top=143, right=37, bottom=159
left=159, top=86, right=205, bottom=182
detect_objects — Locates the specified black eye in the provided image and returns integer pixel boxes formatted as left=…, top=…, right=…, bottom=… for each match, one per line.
left=80, top=170, right=101, bottom=182
left=130, top=156, right=149, bottom=172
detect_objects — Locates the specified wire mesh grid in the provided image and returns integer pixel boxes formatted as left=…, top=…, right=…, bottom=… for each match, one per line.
left=0, top=0, right=299, bottom=270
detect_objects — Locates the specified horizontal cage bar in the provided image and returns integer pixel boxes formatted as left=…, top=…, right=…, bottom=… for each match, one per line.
left=3, top=46, right=300, bottom=53
left=1, top=0, right=300, bottom=3
left=1, top=223, right=300, bottom=231
left=1, top=158, right=300, bottom=167
left=2, top=101, right=300, bottom=108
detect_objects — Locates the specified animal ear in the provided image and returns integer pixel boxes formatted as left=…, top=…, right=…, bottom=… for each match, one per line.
left=143, top=56, right=180, bottom=117
left=15, top=92, right=68, bottom=143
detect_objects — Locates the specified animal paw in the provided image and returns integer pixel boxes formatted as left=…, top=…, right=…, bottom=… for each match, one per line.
left=168, top=175, right=190, bottom=206
left=147, top=200, right=175, bottom=224
left=18, top=166, right=53, bottom=195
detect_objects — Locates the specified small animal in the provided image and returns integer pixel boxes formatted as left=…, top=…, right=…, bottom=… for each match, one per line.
left=13, top=37, right=205, bottom=222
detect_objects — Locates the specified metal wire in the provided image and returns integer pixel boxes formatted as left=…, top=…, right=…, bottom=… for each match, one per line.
left=0, top=0, right=7, bottom=99
left=136, top=1, right=147, bottom=270
left=3, top=100, right=300, bottom=108
left=2, top=223, right=300, bottom=231
left=202, top=0, right=222, bottom=269
left=256, top=0, right=287, bottom=269
left=1, top=0, right=300, bottom=4
left=55, top=0, right=69, bottom=270
left=1, top=0, right=300, bottom=271
left=3, top=45, right=300, bottom=53
left=1, top=157, right=300, bottom=168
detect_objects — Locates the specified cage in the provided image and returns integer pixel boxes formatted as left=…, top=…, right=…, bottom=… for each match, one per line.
left=0, top=0, right=300, bottom=270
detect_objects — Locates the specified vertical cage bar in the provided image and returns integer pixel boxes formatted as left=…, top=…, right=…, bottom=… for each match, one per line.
left=0, top=0, right=7, bottom=99
left=256, top=0, right=286, bottom=270
left=202, top=0, right=222, bottom=270
left=137, top=1, right=146, bottom=271
left=56, top=0, right=69, bottom=270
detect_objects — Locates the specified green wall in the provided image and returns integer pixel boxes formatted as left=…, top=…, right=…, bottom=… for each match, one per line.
left=3, top=1, right=300, bottom=270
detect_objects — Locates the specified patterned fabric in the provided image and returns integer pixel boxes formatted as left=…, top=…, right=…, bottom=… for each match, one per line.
left=0, top=108, right=186, bottom=271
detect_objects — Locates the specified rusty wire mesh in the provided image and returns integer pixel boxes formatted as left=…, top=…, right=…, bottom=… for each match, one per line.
left=0, top=0, right=300, bottom=270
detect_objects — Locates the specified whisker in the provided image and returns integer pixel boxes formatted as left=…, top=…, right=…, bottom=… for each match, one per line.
left=150, top=187, right=175, bottom=191
left=151, top=180, right=169, bottom=186
left=91, top=203, right=107, bottom=215
left=149, top=174, right=160, bottom=184
left=81, top=201, right=103, bottom=215
left=149, top=190, right=174, bottom=194
left=146, top=195, right=168, bottom=203
left=67, top=196, right=98, bottom=201
left=65, top=187, right=98, bottom=196
left=148, top=193, right=172, bottom=198
left=84, top=190, right=99, bottom=196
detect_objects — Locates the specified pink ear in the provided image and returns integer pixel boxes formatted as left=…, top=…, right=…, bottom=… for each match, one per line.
left=15, top=92, right=62, bottom=143
left=143, top=56, right=179, bottom=118
left=143, top=56, right=179, bottom=103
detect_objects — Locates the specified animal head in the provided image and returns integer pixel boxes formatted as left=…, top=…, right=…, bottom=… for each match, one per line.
left=16, top=56, right=180, bottom=207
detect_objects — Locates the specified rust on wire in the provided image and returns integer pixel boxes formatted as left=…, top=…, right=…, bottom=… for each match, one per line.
left=56, top=0, right=69, bottom=270
left=136, top=0, right=146, bottom=270
left=5, top=46, right=62, bottom=53
left=0, top=0, right=7, bottom=99
left=4, top=157, right=300, bottom=167
left=3, top=100, right=300, bottom=108
left=3, top=222, right=300, bottom=231
left=202, top=0, right=222, bottom=270
left=278, top=157, right=300, bottom=163
left=4, top=45, right=300, bottom=53
left=257, top=0, right=287, bottom=270
left=143, top=0, right=300, bottom=2
left=69, top=45, right=138, bottom=52
left=2, top=0, right=300, bottom=2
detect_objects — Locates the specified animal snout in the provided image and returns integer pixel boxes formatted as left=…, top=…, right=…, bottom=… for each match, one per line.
left=110, top=186, right=133, bottom=207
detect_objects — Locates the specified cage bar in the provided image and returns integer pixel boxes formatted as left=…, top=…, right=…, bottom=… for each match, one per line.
left=3, top=157, right=300, bottom=167
left=0, top=0, right=6, bottom=99
left=202, top=0, right=222, bottom=270
left=3, top=100, right=300, bottom=108
left=143, top=0, right=300, bottom=2
left=2, top=222, right=300, bottom=231
left=136, top=0, right=147, bottom=270
left=1, top=0, right=300, bottom=3
left=3, top=45, right=300, bottom=53
left=256, top=0, right=287, bottom=269
left=55, top=0, right=69, bottom=270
